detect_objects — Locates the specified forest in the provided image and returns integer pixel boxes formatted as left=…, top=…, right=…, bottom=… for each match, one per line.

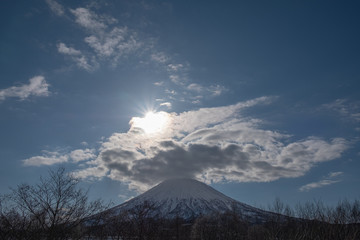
left=1, top=168, right=359, bottom=240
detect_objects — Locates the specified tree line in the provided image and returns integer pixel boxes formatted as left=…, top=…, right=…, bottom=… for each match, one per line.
left=1, top=167, right=359, bottom=240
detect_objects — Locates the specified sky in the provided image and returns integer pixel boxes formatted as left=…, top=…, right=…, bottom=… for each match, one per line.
left=1, top=0, right=360, bottom=208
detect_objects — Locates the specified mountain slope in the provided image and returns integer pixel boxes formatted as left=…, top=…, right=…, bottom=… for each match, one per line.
left=107, top=178, right=275, bottom=222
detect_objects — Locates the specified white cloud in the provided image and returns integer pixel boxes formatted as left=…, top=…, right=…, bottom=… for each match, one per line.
left=57, top=43, right=81, bottom=55
left=165, top=89, right=176, bottom=95
left=70, top=149, right=96, bottom=162
left=70, top=8, right=107, bottom=32
left=159, top=102, right=172, bottom=109
left=69, top=97, right=349, bottom=192
left=299, top=179, right=341, bottom=192
left=299, top=171, right=344, bottom=192
left=85, top=27, right=126, bottom=57
left=209, top=84, right=227, bottom=96
left=151, top=52, right=169, bottom=63
left=169, top=75, right=182, bottom=85
left=167, top=63, right=184, bottom=72
left=23, top=148, right=96, bottom=166
left=84, top=27, right=141, bottom=61
left=0, top=76, right=50, bottom=101
left=153, top=81, right=164, bottom=86
left=45, top=0, right=64, bottom=16
left=328, top=171, right=343, bottom=178
left=57, top=42, right=98, bottom=71
left=165, top=63, right=190, bottom=86
left=55, top=4, right=226, bottom=105
left=66, top=8, right=142, bottom=67
left=186, top=83, right=227, bottom=97
left=23, top=151, right=68, bottom=166
left=74, top=166, right=108, bottom=179
left=324, top=99, right=360, bottom=122
left=187, top=83, right=203, bottom=92
left=75, top=56, right=97, bottom=71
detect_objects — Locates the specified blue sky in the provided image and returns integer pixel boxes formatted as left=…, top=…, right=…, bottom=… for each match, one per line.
left=1, top=0, right=359, bottom=207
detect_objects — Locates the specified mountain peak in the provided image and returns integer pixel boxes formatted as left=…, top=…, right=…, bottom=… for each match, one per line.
left=139, top=178, right=232, bottom=202
left=109, top=178, right=273, bottom=221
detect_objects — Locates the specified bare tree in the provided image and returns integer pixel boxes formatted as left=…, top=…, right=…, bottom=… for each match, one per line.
left=126, top=200, right=159, bottom=240
left=0, top=167, right=107, bottom=240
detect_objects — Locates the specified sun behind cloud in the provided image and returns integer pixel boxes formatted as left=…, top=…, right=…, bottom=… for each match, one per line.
left=130, top=111, right=170, bottom=134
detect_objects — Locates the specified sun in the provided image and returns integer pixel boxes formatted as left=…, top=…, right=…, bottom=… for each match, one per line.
left=130, top=111, right=169, bottom=134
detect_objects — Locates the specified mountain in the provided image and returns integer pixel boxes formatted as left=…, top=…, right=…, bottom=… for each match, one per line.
left=106, top=178, right=276, bottom=222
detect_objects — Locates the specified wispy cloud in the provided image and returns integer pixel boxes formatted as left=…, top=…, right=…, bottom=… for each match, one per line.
left=23, top=148, right=96, bottom=166
left=299, top=171, right=344, bottom=192
left=151, top=52, right=169, bottom=64
left=45, top=0, right=64, bottom=16
left=57, top=42, right=97, bottom=71
left=67, top=97, right=349, bottom=192
left=0, top=76, right=50, bottom=101
left=159, top=102, right=172, bottom=109
left=70, top=8, right=108, bottom=32
left=70, top=149, right=96, bottom=163
left=324, top=99, right=360, bottom=122
left=166, top=62, right=189, bottom=86
left=153, top=81, right=164, bottom=86
left=57, top=43, right=81, bottom=55
left=50, top=6, right=141, bottom=70
left=51, top=2, right=226, bottom=105
left=150, top=52, right=227, bottom=105
left=187, top=83, right=203, bottom=92
left=23, top=151, right=68, bottom=166
left=187, top=83, right=228, bottom=97
left=86, top=28, right=141, bottom=59
left=209, top=84, right=227, bottom=96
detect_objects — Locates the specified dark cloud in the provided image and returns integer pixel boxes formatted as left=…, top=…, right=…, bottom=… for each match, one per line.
left=72, top=98, right=349, bottom=192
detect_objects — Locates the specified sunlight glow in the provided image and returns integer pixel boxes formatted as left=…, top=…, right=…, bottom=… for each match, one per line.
left=131, top=111, right=169, bottom=134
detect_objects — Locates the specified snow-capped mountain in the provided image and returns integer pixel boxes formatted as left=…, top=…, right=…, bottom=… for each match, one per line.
left=107, top=178, right=276, bottom=222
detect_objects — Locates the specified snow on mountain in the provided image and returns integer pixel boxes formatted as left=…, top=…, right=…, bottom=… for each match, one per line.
left=107, top=178, right=275, bottom=222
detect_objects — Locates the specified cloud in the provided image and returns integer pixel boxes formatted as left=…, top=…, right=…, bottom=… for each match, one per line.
left=76, top=56, right=98, bottom=71
left=70, top=8, right=107, bottom=32
left=66, top=8, right=142, bottom=67
left=159, top=102, right=172, bottom=109
left=23, top=148, right=96, bottom=166
left=45, top=0, right=64, bottom=16
left=167, top=63, right=184, bottom=72
left=166, top=63, right=188, bottom=86
left=0, top=76, right=50, bottom=101
left=54, top=4, right=224, bottom=105
left=57, top=42, right=97, bottom=71
left=84, top=27, right=141, bottom=59
left=299, top=179, right=341, bottom=192
left=187, top=83, right=228, bottom=97
left=324, top=99, right=360, bottom=122
left=67, top=97, right=349, bottom=192
left=187, top=83, right=203, bottom=92
left=151, top=52, right=169, bottom=63
left=328, top=171, right=343, bottom=178
left=70, top=149, right=96, bottom=162
left=57, top=43, right=81, bottom=55
left=150, top=53, right=226, bottom=104
left=299, top=172, right=343, bottom=192
left=149, top=52, right=227, bottom=104
left=153, top=81, right=164, bottom=86
left=209, top=84, right=227, bottom=96
left=23, top=151, right=68, bottom=166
